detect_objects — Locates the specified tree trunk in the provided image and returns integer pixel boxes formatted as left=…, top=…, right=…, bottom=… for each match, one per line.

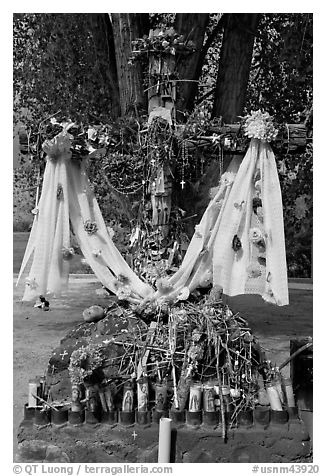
left=110, top=14, right=149, bottom=117
left=174, top=13, right=210, bottom=119
left=212, top=13, right=260, bottom=123
left=88, top=14, right=121, bottom=119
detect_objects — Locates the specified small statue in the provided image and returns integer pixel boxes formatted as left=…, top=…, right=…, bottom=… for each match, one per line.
left=71, top=384, right=82, bottom=412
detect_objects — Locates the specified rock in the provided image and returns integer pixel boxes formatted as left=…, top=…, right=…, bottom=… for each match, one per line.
left=83, top=305, right=105, bottom=323
left=15, top=440, right=48, bottom=462
left=44, top=444, right=70, bottom=463
left=44, top=313, right=148, bottom=402
left=230, top=444, right=270, bottom=463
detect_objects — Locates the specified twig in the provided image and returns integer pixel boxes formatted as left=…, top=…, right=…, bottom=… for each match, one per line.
left=32, top=394, right=59, bottom=411
left=215, top=337, right=226, bottom=441
left=279, top=342, right=312, bottom=371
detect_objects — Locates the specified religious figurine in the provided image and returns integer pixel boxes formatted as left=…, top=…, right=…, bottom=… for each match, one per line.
left=137, top=377, right=149, bottom=412
left=71, top=384, right=82, bottom=412
left=85, top=386, right=98, bottom=412
left=122, top=382, right=134, bottom=412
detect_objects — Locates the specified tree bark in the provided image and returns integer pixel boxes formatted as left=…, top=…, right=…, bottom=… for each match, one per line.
left=212, top=13, right=260, bottom=123
left=110, top=13, right=149, bottom=117
left=174, top=13, right=210, bottom=119
left=88, top=14, right=121, bottom=118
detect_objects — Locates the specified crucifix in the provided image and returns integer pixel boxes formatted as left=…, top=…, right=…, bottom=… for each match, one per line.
left=132, top=430, right=138, bottom=440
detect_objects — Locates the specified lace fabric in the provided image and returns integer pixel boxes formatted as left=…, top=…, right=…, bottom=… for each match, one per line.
left=17, top=137, right=288, bottom=306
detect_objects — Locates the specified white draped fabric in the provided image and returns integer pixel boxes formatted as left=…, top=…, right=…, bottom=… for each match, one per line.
left=17, top=134, right=288, bottom=306
left=17, top=132, right=154, bottom=303
left=211, top=139, right=289, bottom=305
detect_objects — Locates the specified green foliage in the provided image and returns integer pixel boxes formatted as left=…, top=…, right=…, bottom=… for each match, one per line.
left=277, top=143, right=313, bottom=277
left=246, top=14, right=313, bottom=123
left=13, top=13, right=313, bottom=277
left=13, top=13, right=113, bottom=127
left=13, top=163, right=39, bottom=231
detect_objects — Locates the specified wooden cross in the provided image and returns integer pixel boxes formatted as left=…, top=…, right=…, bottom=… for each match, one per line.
left=60, top=350, right=68, bottom=360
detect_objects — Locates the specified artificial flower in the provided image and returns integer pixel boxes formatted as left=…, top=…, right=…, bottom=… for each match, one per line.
left=87, top=128, right=98, bottom=141
left=176, top=286, right=190, bottom=301
left=117, top=274, right=131, bottom=286
left=255, top=207, right=264, bottom=222
left=188, top=344, right=204, bottom=361
left=62, top=247, right=75, bottom=261
left=258, top=256, right=266, bottom=266
left=249, top=227, right=264, bottom=243
left=254, top=180, right=262, bottom=192
left=232, top=234, right=242, bottom=252
left=157, top=278, right=173, bottom=295
left=92, top=249, right=102, bottom=258
left=84, top=219, right=98, bottom=235
left=246, top=263, right=262, bottom=279
left=192, top=329, right=202, bottom=342
left=116, top=286, right=132, bottom=301
left=220, top=171, right=235, bottom=186
left=234, top=200, right=245, bottom=210
left=194, top=225, right=203, bottom=239
left=243, top=110, right=278, bottom=143
left=57, top=184, right=64, bottom=200
left=25, top=277, right=38, bottom=289
left=253, top=196, right=262, bottom=213
left=262, top=287, right=277, bottom=305
left=224, top=137, right=231, bottom=148
left=42, top=133, right=72, bottom=161
left=211, top=133, right=221, bottom=144
left=287, top=171, right=297, bottom=181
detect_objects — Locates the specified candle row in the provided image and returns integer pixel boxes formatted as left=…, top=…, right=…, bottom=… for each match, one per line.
left=27, top=377, right=296, bottom=414
left=24, top=404, right=298, bottom=428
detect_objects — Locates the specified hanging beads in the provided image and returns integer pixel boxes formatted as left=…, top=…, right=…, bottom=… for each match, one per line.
left=180, top=141, right=189, bottom=190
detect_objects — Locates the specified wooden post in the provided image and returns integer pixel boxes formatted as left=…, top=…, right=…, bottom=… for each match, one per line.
left=147, top=30, right=177, bottom=240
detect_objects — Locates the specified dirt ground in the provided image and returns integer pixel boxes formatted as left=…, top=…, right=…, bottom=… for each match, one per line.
left=13, top=233, right=313, bottom=461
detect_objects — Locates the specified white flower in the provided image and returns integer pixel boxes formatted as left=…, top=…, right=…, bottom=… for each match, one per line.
left=287, top=171, right=297, bottom=181
left=211, top=133, right=220, bottom=144
left=194, top=225, right=202, bottom=239
left=243, top=110, right=278, bottom=143
left=176, top=286, right=190, bottom=301
left=246, top=263, right=262, bottom=278
left=25, top=277, right=38, bottom=289
left=249, top=227, right=265, bottom=244
left=62, top=247, right=75, bottom=261
left=87, top=128, right=97, bottom=140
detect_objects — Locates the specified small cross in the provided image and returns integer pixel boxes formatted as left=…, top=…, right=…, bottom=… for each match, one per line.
left=60, top=350, right=68, bottom=361
left=132, top=430, right=138, bottom=440
left=180, top=180, right=186, bottom=190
